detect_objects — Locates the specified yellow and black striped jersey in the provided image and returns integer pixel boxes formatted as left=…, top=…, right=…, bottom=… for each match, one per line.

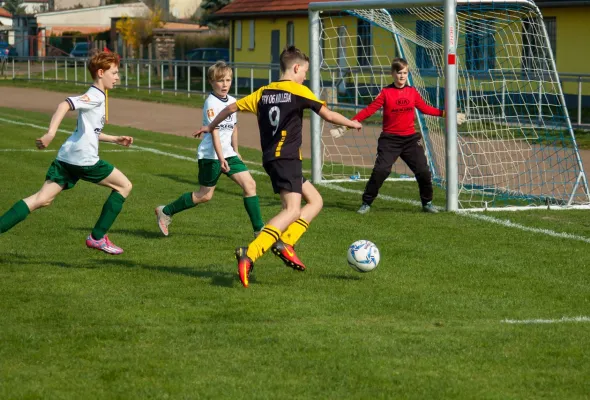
left=235, top=80, right=326, bottom=163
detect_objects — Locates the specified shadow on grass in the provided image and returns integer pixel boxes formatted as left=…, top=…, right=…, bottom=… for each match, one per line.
left=93, top=258, right=237, bottom=287
left=69, top=226, right=228, bottom=240
left=319, top=273, right=362, bottom=281
left=154, top=173, right=277, bottom=204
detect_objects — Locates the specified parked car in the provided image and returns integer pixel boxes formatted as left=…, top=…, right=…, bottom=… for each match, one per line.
left=69, top=42, right=90, bottom=58
left=186, top=48, right=229, bottom=63
left=0, top=42, right=18, bottom=61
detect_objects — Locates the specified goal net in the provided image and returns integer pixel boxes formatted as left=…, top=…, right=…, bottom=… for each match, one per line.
left=309, top=0, right=590, bottom=210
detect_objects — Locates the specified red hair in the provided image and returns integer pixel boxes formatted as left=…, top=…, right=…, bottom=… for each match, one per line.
left=88, top=51, right=120, bottom=79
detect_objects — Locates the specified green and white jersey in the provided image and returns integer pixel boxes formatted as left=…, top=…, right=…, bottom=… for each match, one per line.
left=57, top=86, right=106, bottom=166
left=198, top=92, right=237, bottom=160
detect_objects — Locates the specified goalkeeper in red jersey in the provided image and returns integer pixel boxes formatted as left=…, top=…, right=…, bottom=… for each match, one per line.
left=332, top=57, right=465, bottom=214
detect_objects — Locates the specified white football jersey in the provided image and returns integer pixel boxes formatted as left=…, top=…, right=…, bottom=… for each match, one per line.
left=57, top=86, right=106, bottom=166
left=198, top=93, right=238, bottom=160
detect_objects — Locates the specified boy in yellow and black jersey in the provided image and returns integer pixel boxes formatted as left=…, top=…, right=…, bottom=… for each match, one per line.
left=195, top=46, right=362, bottom=288
left=238, top=80, right=324, bottom=163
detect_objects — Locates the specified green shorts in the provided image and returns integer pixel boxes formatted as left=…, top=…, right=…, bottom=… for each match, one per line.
left=198, top=156, right=248, bottom=187
left=46, top=159, right=115, bottom=190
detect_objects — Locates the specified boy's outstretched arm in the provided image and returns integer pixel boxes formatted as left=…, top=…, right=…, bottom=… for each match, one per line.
left=318, top=106, right=362, bottom=131
left=36, top=101, right=71, bottom=149
left=194, top=103, right=239, bottom=138
left=98, top=133, right=134, bottom=147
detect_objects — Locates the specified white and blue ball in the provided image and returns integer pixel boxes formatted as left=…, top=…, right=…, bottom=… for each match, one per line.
left=347, top=240, right=380, bottom=272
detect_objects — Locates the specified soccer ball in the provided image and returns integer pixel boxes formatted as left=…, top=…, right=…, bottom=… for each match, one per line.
left=347, top=240, right=380, bottom=273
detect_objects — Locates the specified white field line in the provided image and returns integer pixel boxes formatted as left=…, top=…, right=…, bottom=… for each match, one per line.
left=501, top=316, right=590, bottom=324
left=0, top=148, right=138, bottom=152
left=2, top=116, right=589, bottom=243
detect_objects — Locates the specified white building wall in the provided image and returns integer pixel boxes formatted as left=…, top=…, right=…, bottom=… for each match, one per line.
left=170, top=0, right=201, bottom=19
left=54, top=0, right=101, bottom=10
left=36, top=2, right=149, bottom=28
left=0, top=16, right=11, bottom=26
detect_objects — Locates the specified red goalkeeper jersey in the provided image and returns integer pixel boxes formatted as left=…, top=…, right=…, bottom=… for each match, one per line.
left=352, top=84, right=444, bottom=136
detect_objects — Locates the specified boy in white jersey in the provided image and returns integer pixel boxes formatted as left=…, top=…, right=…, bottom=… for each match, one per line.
left=0, top=52, right=133, bottom=255
left=154, top=61, right=263, bottom=236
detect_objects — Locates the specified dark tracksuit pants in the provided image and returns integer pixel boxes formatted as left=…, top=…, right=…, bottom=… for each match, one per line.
left=362, top=132, right=433, bottom=206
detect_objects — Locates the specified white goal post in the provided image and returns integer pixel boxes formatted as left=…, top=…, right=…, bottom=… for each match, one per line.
left=308, top=0, right=590, bottom=211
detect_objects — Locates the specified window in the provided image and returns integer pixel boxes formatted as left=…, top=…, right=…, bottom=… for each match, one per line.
left=466, top=21, right=496, bottom=71
left=236, top=20, right=242, bottom=50
left=522, top=16, right=554, bottom=72
left=544, top=16, right=556, bottom=57
left=287, top=21, right=295, bottom=46
left=416, top=20, right=442, bottom=69
left=357, top=18, right=371, bottom=67
left=249, top=20, right=255, bottom=50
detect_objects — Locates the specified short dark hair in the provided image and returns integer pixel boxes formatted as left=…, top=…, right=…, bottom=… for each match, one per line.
left=391, top=57, right=409, bottom=73
left=280, top=46, right=310, bottom=74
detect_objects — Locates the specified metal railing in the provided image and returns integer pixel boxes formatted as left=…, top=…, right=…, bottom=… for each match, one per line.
left=1, top=56, right=589, bottom=127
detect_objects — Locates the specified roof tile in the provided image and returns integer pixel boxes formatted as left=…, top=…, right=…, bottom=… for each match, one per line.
left=216, top=0, right=345, bottom=15
left=0, top=6, right=12, bottom=18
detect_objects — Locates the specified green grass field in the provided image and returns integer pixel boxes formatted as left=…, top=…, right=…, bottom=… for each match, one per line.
left=1, top=106, right=590, bottom=399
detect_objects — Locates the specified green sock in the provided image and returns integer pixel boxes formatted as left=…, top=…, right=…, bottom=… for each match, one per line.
left=0, top=200, right=31, bottom=234
left=243, top=195, right=264, bottom=232
left=91, top=191, right=126, bottom=240
left=163, top=192, right=196, bottom=216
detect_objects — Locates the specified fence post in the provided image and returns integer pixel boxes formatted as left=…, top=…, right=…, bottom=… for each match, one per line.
left=354, top=72, right=358, bottom=108
left=125, top=61, right=128, bottom=91
left=436, top=76, right=440, bottom=109
left=84, top=60, right=87, bottom=83
left=136, top=61, right=140, bottom=91
left=202, top=64, right=206, bottom=93
left=578, top=77, right=583, bottom=126
left=148, top=60, right=151, bottom=94
left=42, top=59, right=45, bottom=81
left=188, top=62, right=191, bottom=97
left=235, top=66, right=238, bottom=97
left=27, top=58, right=30, bottom=80
left=12, top=58, right=15, bottom=79
left=74, top=59, right=77, bottom=84
left=501, top=79, right=506, bottom=119
left=538, top=80, right=543, bottom=123
left=174, top=63, right=177, bottom=96
left=250, top=68, right=254, bottom=93
left=161, top=62, right=164, bottom=95
left=65, top=59, right=68, bottom=82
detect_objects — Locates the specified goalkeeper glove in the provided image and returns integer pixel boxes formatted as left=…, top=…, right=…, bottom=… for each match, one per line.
left=329, top=126, right=348, bottom=139
left=457, top=113, right=466, bottom=126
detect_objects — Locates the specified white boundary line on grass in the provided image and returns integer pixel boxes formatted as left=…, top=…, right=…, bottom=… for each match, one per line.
left=2, top=116, right=589, bottom=244
left=0, top=148, right=138, bottom=152
left=501, top=316, right=590, bottom=324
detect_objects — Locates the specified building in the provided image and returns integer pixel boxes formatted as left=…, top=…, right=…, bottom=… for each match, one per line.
left=36, top=2, right=150, bottom=36
left=216, top=0, right=590, bottom=104
left=0, top=0, right=48, bottom=15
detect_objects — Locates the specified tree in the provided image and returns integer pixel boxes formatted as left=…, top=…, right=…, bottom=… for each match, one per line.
left=116, top=7, right=164, bottom=58
left=198, top=0, right=231, bottom=28
left=3, top=0, right=27, bottom=15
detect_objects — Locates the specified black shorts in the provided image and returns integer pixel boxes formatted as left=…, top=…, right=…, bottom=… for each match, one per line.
left=263, top=159, right=307, bottom=194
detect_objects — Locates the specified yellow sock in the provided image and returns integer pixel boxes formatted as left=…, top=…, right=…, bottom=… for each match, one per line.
left=280, top=218, right=309, bottom=247
left=247, top=224, right=281, bottom=261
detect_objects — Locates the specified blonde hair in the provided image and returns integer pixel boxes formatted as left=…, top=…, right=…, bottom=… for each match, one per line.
left=207, top=61, right=232, bottom=82
left=88, top=51, right=120, bottom=80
